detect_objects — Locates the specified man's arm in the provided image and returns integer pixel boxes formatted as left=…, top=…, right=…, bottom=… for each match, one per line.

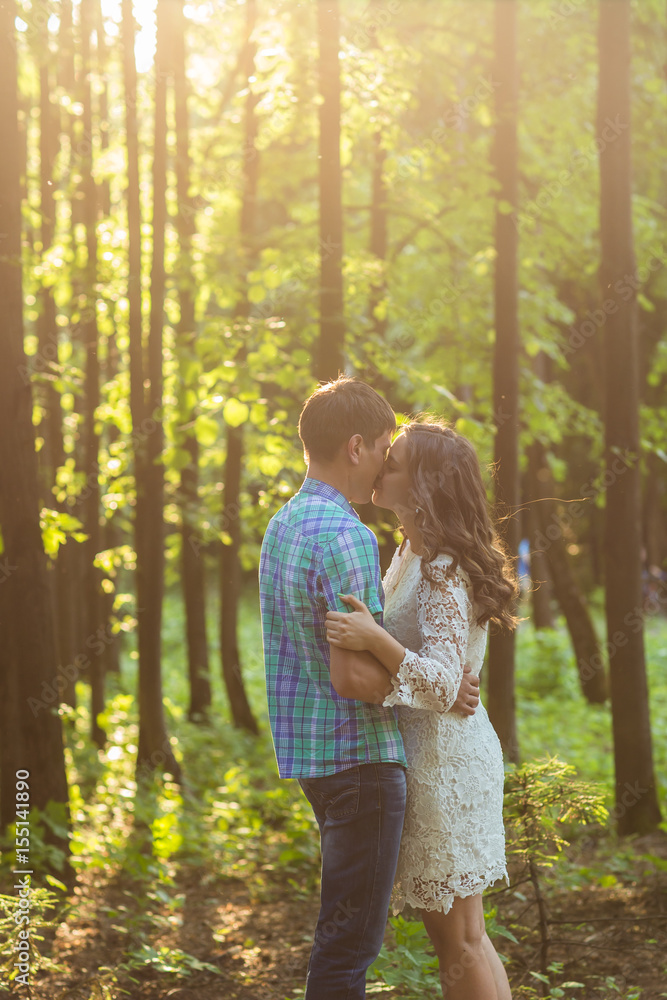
left=329, top=646, right=394, bottom=704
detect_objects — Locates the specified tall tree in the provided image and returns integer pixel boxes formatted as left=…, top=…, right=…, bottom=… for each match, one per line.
left=315, top=0, right=344, bottom=380
left=220, top=0, right=259, bottom=734
left=598, top=0, right=661, bottom=833
left=172, top=0, right=212, bottom=721
left=34, top=11, right=78, bottom=707
left=129, top=0, right=181, bottom=780
left=524, top=355, right=554, bottom=631
left=529, top=442, right=608, bottom=703
left=487, top=0, right=520, bottom=762
left=368, top=130, right=388, bottom=341
left=95, top=0, right=111, bottom=217
left=0, top=0, right=70, bottom=869
left=121, top=0, right=143, bottom=449
left=80, top=0, right=105, bottom=748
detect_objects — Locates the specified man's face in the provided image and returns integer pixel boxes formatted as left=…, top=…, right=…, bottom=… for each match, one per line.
left=371, top=432, right=413, bottom=517
left=351, top=429, right=393, bottom=504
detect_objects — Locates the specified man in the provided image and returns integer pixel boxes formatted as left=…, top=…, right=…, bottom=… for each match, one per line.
left=259, top=377, right=479, bottom=999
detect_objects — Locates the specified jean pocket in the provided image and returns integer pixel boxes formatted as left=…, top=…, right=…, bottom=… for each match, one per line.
left=301, top=767, right=361, bottom=819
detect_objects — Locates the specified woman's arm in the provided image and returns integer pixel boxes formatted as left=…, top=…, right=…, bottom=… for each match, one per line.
left=327, top=581, right=480, bottom=715
left=383, top=568, right=471, bottom=713
left=326, top=595, right=406, bottom=675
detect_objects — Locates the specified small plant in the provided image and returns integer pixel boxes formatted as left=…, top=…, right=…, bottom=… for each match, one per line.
left=515, top=966, right=643, bottom=1000
left=503, top=757, right=608, bottom=989
left=0, top=878, right=69, bottom=989
left=116, top=942, right=222, bottom=980
left=367, top=914, right=440, bottom=998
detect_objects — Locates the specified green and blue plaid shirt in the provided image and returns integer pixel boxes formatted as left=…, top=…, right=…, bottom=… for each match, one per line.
left=259, top=477, right=406, bottom=778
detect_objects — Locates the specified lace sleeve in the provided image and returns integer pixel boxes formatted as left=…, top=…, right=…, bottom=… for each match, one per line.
left=383, top=561, right=470, bottom=713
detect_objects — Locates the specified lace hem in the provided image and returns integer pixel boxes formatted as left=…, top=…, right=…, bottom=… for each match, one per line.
left=391, top=865, right=509, bottom=915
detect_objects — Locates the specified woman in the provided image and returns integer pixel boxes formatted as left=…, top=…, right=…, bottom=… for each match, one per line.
left=326, top=420, right=516, bottom=1000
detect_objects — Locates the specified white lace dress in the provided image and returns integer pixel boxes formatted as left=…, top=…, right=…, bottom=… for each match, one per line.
left=382, top=541, right=508, bottom=914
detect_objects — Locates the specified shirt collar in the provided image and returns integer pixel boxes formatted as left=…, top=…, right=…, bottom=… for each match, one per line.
left=299, top=477, right=360, bottom=519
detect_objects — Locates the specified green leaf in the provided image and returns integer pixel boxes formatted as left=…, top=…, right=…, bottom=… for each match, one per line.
left=195, top=414, right=220, bottom=447
left=223, top=398, right=250, bottom=427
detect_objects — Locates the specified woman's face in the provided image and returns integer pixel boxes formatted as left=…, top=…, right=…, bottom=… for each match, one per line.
left=372, top=432, right=413, bottom=516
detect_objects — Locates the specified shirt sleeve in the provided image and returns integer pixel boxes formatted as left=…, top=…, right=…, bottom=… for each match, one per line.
left=320, top=525, right=384, bottom=623
left=383, top=562, right=470, bottom=712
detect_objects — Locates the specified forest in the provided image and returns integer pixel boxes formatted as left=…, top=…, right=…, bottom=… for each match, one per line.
left=0, top=0, right=666, bottom=997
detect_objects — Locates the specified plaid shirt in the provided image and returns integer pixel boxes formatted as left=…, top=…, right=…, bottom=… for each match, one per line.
left=259, top=477, right=406, bottom=778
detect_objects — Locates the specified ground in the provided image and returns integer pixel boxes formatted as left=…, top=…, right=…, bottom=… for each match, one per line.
left=7, top=831, right=667, bottom=1000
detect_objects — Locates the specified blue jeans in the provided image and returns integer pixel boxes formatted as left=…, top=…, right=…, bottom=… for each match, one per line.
left=298, top=762, right=407, bottom=1000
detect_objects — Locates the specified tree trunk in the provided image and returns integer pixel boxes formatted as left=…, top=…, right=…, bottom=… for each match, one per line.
left=524, top=355, right=554, bottom=630
left=524, top=500, right=555, bottom=631
left=122, top=0, right=143, bottom=437
left=122, top=0, right=144, bottom=692
left=598, top=0, right=661, bottom=833
left=36, top=48, right=61, bottom=495
left=181, top=438, right=212, bottom=720
left=529, top=444, right=608, bottom=702
left=487, top=0, right=519, bottom=763
left=0, top=0, right=70, bottom=871
left=35, top=22, right=78, bottom=708
left=80, top=0, right=105, bottom=748
left=102, top=328, right=122, bottom=677
left=315, top=0, right=344, bottom=380
left=643, top=453, right=667, bottom=572
left=369, top=130, right=388, bottom=340
left=95, top=0, right=111, bottom=217
left=172, top=0, right=211, bottom=721
left=220, top=0, right=259, bottom=734
left=125, top=0, right=181, bottom=781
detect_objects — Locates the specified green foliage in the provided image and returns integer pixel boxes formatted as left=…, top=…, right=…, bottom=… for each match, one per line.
left=39, top=508, right=87, bottom=558
left=514, top=611, right=667, bottom=811
left=367, top=915, right=441, bottom=997
left=115, top=942, right=222, bottom=980
left=504, top=757, right=608, bottom=868
left=0, top=880, right=69, bottom=989
left=515, top=965, right=643, bottom=1000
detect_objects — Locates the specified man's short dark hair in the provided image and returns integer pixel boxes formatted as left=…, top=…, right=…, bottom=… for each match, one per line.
left=298, top=377, right=396, bottom=462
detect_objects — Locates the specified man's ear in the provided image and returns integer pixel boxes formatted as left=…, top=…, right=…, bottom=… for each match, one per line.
left=347, top=434, right=364, bottom=465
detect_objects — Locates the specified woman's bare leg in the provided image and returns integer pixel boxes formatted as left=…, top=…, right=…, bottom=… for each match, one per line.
left=482, top=931, right=512, bottom=1000
left=421, top=894, right=501, bottom=999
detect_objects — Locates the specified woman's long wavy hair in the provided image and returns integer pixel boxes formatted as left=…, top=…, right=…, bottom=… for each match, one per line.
left=398, top=419, right=518, bottom=630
